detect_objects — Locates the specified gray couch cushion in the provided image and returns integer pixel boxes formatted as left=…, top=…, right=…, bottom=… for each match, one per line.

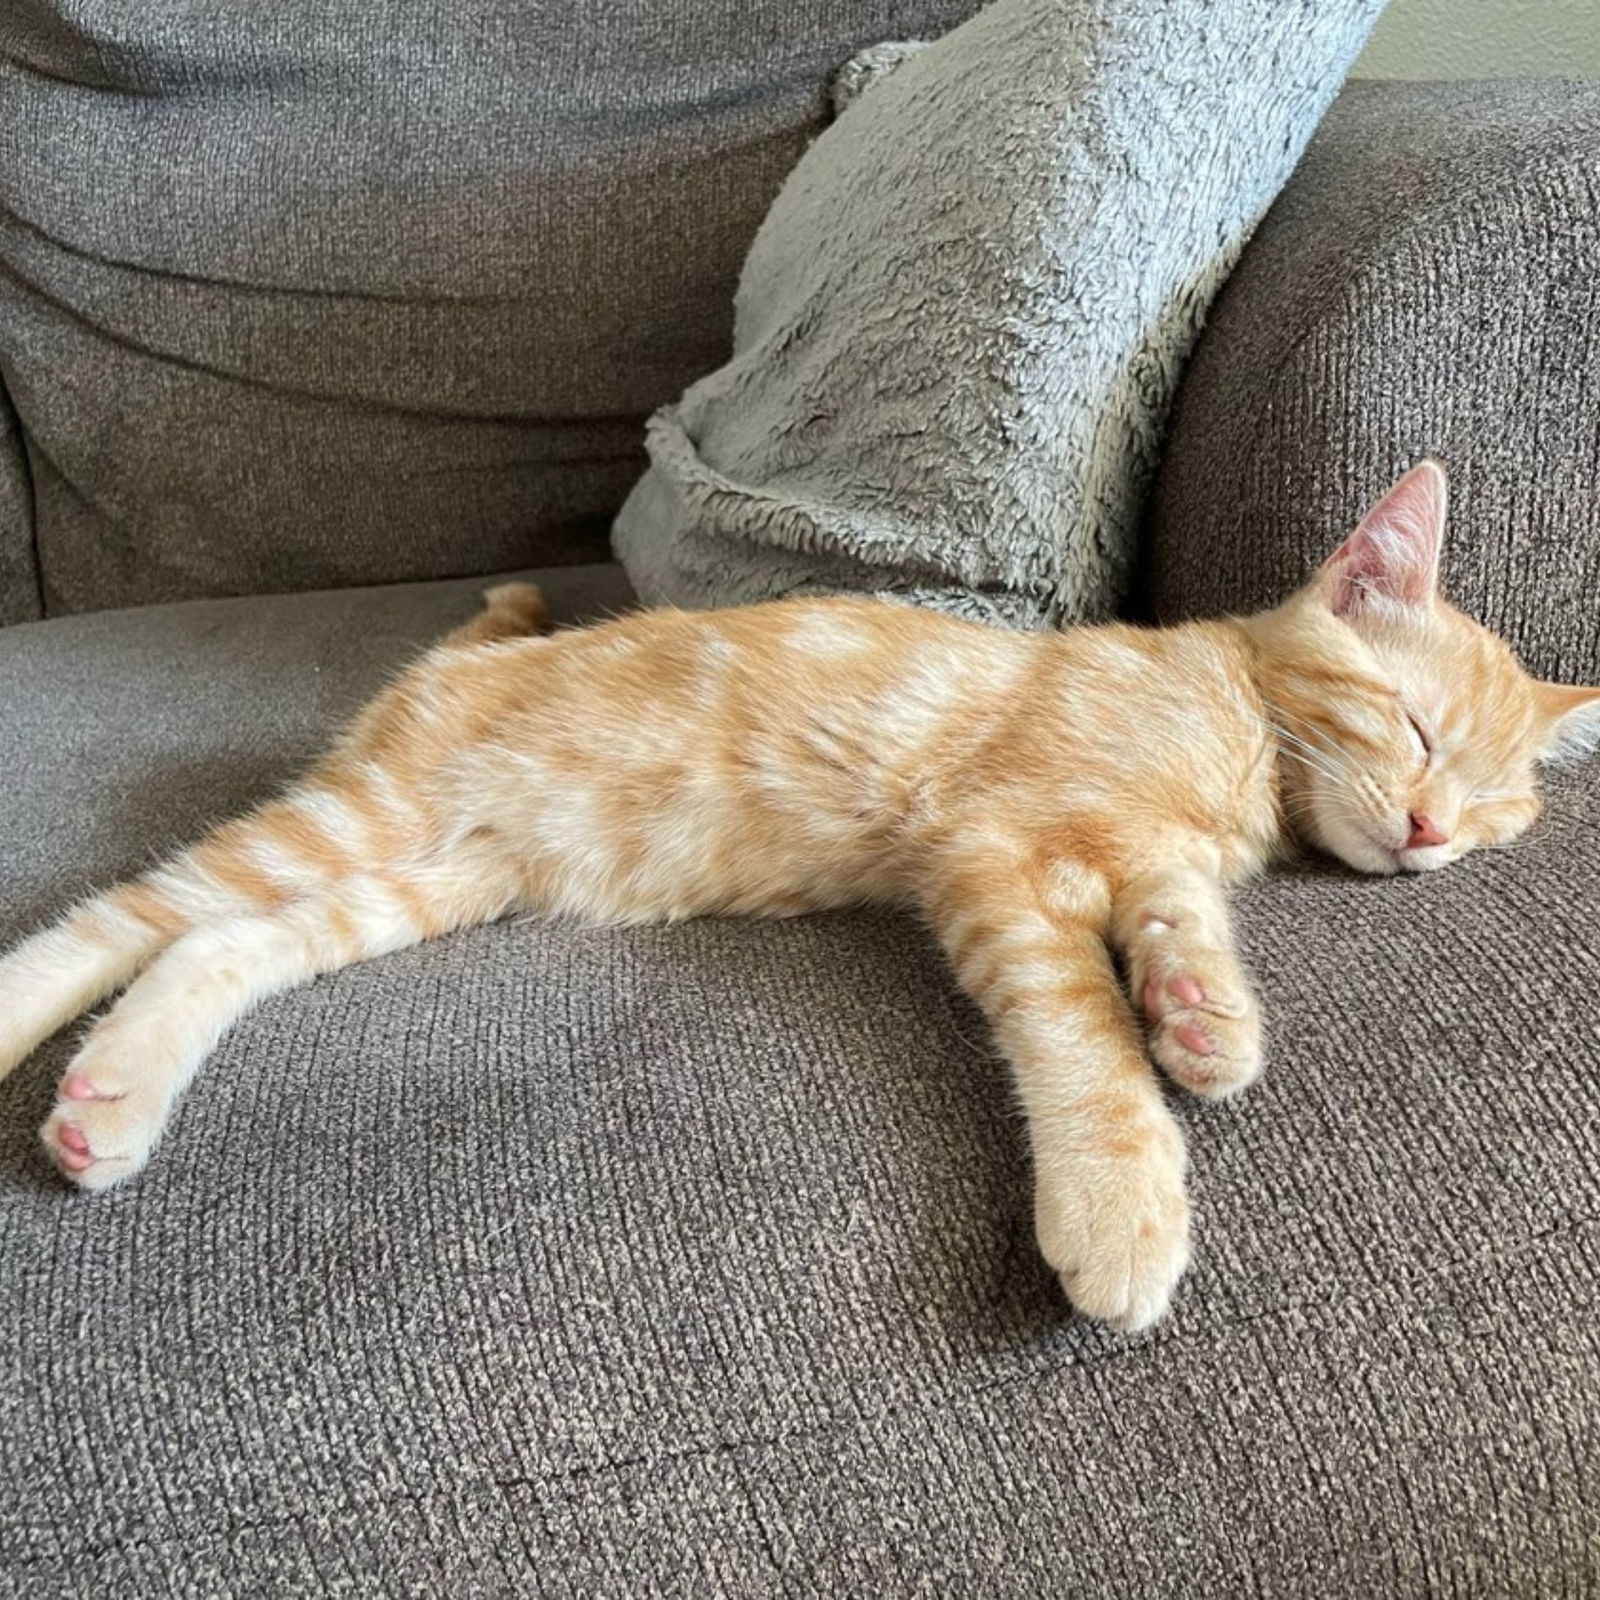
left=1143, top=79, right=1600, bottom=684
left=1, top=568, right=1597, bottom=1591
left=0, top=0, right=984, bottom=623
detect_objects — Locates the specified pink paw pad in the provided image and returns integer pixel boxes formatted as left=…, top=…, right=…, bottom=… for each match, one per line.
left=1142, top=974, right=1206, bottom=1021
left=55, top=1130, right=95, bottom=1171
left=1173, top=1022, right=1215, bottom=1057
left=1169, top=975, right=1205, bottom=1008
left=61, top=1073, right=105, bottom=1101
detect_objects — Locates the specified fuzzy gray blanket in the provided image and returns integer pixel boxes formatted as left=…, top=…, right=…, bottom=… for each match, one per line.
left=614, top=0, right=1384, bottom=628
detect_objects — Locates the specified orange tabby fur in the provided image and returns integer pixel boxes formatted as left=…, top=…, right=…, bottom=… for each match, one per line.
left=2, top=464, right=1596, bottom=1331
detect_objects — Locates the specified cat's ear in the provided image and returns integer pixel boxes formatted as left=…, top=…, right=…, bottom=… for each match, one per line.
left=1322, top=460, right=1447, bottom=617
left=1533, top=681, right=1600, bottom=765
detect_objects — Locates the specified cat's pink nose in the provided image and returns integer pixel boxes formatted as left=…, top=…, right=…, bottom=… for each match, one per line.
left=1407, top=812, right=1450, bottom=850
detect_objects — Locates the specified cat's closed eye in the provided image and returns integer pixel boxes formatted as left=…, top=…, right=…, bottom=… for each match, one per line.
left=1404, top=711, right=1432, bottom=767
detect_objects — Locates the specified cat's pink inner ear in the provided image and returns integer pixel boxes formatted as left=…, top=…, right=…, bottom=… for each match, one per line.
left=1533, top=680, right=1600, bottom=765
left=1324, top=459, right=1447, bottom=616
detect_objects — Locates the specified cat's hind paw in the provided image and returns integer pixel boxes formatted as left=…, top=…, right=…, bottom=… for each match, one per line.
left=41, top=1074, right=165, bottom=1191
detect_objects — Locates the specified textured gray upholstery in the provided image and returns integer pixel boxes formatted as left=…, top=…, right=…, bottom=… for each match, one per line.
left=3, top=573, right=1598, bottom=1593
left=1144, top=80, right=1600, bottom=684
left=0, top=0, right=983, bottom=622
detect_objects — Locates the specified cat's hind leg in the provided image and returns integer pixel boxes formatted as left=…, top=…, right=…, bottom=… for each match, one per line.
left=9, top=583, right=549, bottom=1157
left=40, top=866, right=515, bottom=1190
left=0, top=884, right=204, bottom=1084
left=0, top=776, right=417, bottom=1083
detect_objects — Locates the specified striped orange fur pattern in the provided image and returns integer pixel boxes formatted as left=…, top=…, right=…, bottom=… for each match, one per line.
left=3, top=463, right=1597, bottom=1331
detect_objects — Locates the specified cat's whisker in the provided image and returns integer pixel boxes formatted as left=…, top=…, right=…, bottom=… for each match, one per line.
left=1262, top=715, right=1358, bottom=778
left=1279, top=795, right=1327, bottom=819
left=1272, top=745, right=1355, bottom=791
left=1262, top=701, right=1363, bottom=780
left=1206, top=686, right=1359, bottom=792
left=1202, top=702, right=1350, bottom=792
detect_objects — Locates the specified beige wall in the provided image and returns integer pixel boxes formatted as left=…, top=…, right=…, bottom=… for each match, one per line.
left=1354, top=0, right=1600, bottom=78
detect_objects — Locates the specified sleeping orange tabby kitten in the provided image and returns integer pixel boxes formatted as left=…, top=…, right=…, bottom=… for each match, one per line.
left=2, top=461, right=1596, bottom=1330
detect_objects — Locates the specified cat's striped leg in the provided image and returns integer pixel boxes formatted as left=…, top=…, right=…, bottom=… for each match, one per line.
left=925, top=851, right=1191, bottom=1332
left=0, top=885, right=198, bottom=1083
left=40, top=868, right=514, bottom=1190
left=1111, top=860, right=1263, bottom=1100
left=0, top=754, right=448, bottom=1083
left=0, top=802, right=356, bottom=1082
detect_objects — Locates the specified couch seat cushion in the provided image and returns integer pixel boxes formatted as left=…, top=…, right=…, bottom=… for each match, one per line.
left=1, top=569, right=1596, bottom=1594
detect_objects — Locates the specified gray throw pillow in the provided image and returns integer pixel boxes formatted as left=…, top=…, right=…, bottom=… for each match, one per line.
left=614, top=0, right=1384, bottom=628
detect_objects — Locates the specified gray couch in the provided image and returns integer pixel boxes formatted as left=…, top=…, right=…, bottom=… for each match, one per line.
left=2, top=2, right=1597, bottom=1591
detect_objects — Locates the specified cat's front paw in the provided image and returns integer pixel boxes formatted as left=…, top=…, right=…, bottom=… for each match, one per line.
left=1033, top=1111, right=1191, bottom=1333
left=1137, top=955, right=1263, bottom=1101
left=41, top=1060, right=166, bottom=1191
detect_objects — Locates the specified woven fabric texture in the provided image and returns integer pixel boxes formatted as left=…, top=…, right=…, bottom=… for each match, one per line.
left=613, top=0, right=1383, bottom=629
left=1143, top=79, right=1600, bottom=685
left=0, top=0, right=982, bottom=622
left=1, top=570, right=1597, bottom=1594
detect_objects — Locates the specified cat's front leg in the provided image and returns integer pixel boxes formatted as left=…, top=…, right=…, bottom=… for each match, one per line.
left=1112, top=861, right=1263, bottom=1100
left=925, top=856, right=1190, bottom=1331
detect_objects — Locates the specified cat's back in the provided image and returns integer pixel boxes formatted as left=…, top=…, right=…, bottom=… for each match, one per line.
left=1035, top=617, right=1258, bottom=730
left=571, top=593, right=1039, bottom=718
left=973, top=618, right=1278, bottom=861
left=709, top=593, right=1032, bottom=670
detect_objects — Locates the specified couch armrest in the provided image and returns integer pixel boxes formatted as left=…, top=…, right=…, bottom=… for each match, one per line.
left=1142, top=79, right=1600, bottom=683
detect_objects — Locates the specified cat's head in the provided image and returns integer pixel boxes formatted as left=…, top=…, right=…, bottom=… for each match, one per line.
left=1248, top=461, right=1600, bottom=875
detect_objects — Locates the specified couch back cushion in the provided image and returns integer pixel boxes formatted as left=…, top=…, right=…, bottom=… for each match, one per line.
left=0, top=0, right=982, bottom=620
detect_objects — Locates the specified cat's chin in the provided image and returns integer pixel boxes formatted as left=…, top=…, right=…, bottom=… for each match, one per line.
left=1316, top=823, right=1461, bottom=877
left=1395, top=843, right=1459, bottom=873
left=1313, top=820, right=1406, bottom=877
